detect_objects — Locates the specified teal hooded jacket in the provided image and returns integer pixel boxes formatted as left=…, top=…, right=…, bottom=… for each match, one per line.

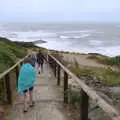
left=17, top=63, right=36, bottom=94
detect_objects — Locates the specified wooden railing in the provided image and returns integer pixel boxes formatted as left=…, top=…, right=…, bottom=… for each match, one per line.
left=48, top=54, right=120, bottom=120
left=0, top=55, right=28, bottom=104
left=0, top=52, right=120, bottom=120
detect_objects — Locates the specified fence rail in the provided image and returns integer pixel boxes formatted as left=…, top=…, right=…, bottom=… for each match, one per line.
left=0, top=52, right=120, bottom=120
left=0, top=55, right=28, bottom=104
left=48, top=54, right=120, bottom=120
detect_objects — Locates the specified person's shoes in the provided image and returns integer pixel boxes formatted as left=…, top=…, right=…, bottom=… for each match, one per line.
left=23, top=108, right=28, bottom=113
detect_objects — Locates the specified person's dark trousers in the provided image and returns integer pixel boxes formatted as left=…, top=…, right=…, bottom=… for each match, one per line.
left=41, top=63, right=43, bottom=72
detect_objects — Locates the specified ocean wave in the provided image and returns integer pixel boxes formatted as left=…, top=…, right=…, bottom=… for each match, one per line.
left=36, top=40, right=120, bottom=57
left=0, top=30, right=57, bottom=41
left=59, top=34, right=91, bottom=39
left=62, top=29, right=96, bottom=34
left=89, top=40, right=103, bottom=46
left=1, top=26, right=120, bottom=57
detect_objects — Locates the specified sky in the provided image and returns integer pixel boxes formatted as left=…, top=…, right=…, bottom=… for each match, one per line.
left=0, top=0, right=120, bottom=23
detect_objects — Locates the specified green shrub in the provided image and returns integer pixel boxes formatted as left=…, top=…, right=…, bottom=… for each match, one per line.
left=107, top=56, right=120, bottom=66
left=69, top=67, right=94, bottom=77
left=69, top=66, right=120, bottom=86
left=0, top=37, right=32, bottom=73
left=88, top=54, right=120, bottom=67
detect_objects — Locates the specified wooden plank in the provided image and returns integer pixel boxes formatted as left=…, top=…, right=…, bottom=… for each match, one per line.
left=64, top=71, right=68, bottom=103
left=80, top=90, right=89, bottom=120
left=5, top=73, right=12, bottom=104
left=49, top=55, right=120, bottom=120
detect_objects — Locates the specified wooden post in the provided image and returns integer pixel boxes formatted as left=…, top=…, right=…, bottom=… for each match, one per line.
left=48, top=56, right=51, bottom=68
left=50, top=58, right=53, bottom=69
left=51, top=58, right=53, bottom=69
left=47, top=54, right=49, bottom=68
left=5, top=73, right=12, bottom=104
left=57, top=65, right=61, bottom=85
left=54, top=62, right=56, bottom=77
left=64, top=71, right=68, bottom=103
left=80, top=90, right=89, bottom=120
left=15, top=65, right=19, bottom=87
left=20, top=61, right=23, bottom=66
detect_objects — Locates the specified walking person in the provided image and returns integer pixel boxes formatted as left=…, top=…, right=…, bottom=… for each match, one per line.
left=29, top=52, right=37, bottom=68
left=17, top=57, right=36, bottom=113
left=36, top=50, right=45, bottom=74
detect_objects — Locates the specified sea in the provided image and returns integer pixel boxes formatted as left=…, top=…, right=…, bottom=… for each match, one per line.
left=0, top=23, right=120, bottom=57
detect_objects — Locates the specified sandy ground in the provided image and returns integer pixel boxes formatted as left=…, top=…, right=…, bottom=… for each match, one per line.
left=61, top=53, right=119, bottom=71
left=62, top=53, right=106, bottom=68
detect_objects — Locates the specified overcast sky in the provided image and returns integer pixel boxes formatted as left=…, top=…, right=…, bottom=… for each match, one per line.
left=1, top=0, right=120, bottom=23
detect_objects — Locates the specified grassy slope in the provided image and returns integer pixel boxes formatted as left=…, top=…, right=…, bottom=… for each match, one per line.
left=87, top=53, right=120, bottom=66
left=0, top=37, right=35, bottom=73
left=52, top=52, right=120, bottom=86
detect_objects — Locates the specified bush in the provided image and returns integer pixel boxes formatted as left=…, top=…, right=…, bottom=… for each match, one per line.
left=107, top=56, right=120, bottom=66
left=0, top=37, right=31, bottom=73
left=88, top=54, right=120, bottom=67
left=69, top=65, right=120, bottom=86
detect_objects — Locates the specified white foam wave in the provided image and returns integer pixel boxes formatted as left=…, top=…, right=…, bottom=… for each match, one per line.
left=0, top=30, right=57, bottom=42
left=59, top=34, right=90, bottom=39
left=80, top=34, right=90, bottom=38
left=97, top=46, right=120, bottom=57
left=62, top=29, right=96, bottom=34
left=36, top=40, right=120, bottom=57
left=89, top=40, right=103, bottom=46
left=36, top=38, right=71, bottom=50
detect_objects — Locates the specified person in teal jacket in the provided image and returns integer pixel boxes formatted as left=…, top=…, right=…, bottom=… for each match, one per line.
left=18, top=57, right=36, bottom=113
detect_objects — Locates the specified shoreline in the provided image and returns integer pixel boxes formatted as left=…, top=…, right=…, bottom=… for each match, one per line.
left=36, top=45, right=109, bottom=57
left=35, top=41, right=120, bottom=57
left=5, top=37, right=120, bottom=57
left=34, top=41, right=116, bottom=58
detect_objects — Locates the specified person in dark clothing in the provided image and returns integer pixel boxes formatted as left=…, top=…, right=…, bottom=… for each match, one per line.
left=29, top=53, right=37, bottom=67
left=36, top=51, right=45, bottom=74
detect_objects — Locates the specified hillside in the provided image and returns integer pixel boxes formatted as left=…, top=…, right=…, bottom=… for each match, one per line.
left=0, top=37, right=35, bottom=73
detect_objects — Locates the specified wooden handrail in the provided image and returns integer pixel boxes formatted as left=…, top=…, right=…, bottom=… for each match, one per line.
left=49, top=54, right=120, bottom=120
left=0, top=55, right=29, bottom=80
left=0, top=55, right=29, bottom=104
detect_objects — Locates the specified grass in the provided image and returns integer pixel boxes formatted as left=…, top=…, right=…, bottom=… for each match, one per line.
left=87, top=54, right=120, bottom=67
left=51, top=52, right=68, bottom=66
left=50, top=51, right=120, bottom=86
left=69, top=66, right=120, bottom=86
left=0, top=37, right=37, bottom=73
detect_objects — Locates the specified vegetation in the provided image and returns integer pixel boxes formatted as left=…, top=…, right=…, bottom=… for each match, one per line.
left=69, top=65, right=120, bottom=86
left=0, top=37, right=36, bottom=73
left=87, top=54, right=120, bottom=67
left=52, top=51, right=120, bottom=86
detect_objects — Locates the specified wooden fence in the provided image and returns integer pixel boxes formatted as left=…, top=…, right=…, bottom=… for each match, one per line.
left=0, top=53, right=120, bottom=120
left=0, top=55, right=28, bottom=104
left=48, top=54, right=120, bottom=120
